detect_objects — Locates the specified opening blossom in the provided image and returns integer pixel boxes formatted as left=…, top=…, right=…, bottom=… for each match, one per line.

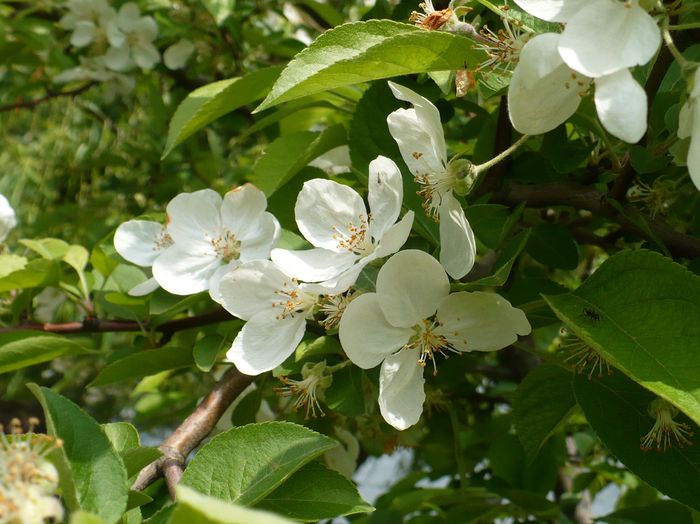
left=509, top=0, right=661, bottom=143
left=114, top=218, right=173, bottom=296
left=152, top=186, right=280, bottom=299
left=0, top=194, right=17, bottom=243
left=387, top=82, right=477, bottom=279
left=339, top=250, right=531, bottom=430
left=104, top=2, right=160, bottom=71
left=217, top=260, right=339, bottom=375
left=678, top=67, right=700, bottom=191
left=271, top=156, right=414, bottom=292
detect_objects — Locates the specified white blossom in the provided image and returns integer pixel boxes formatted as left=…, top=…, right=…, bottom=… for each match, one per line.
left=271, top=156, right=414, bottom=292
left=339, top=250, right=531, bottom=430
left=0, top=194, right=17, bottom=243
left=678, top=68, right=700, bottom=191
left=386, top=82, right=477, bottom=279
left=59, top=0, right=115, bottom=48
left=152, top=186, right=280, bottom=299
left=218, top=260, right=340, bottom=375
left=104, top=2, right=160, bottom=71
left=508, top=33, right=647, bottom=143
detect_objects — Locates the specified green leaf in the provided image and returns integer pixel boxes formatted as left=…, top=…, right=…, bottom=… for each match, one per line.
left=0, top=254, right=27, bottom=278
left=249, top=125, right=347, bottom=196
left=325, top=365, right=365, bottom=417
left=527, top=223, right=579, bottom=270
left=70, top=511, right=108, bottom=524
left=255, top=461, right=373, bottom=521
left=544, top=250, right=700, bottom=426
left=63, top=244, right=90, bottom=273
left=294, top=336, right=343, bottom=361
left=90, top=345, right=194, bottom=386
left=512, top=364, right=576, bottom=461
left=28, top=385, right=129, bottom=522
left=127, top=490, right=153, bottom=510
left=20, top=237, right=69, bottom=259
left=103, top=422, right=140, bottom=452
left=599, top=500, right=693, bottom=524
left=122, top=447, right=162, bottom=478
left=256, top=20, right=483, bottom=111
left=295, top=0, right=344, bottom=26
left=574, top=372, right=700, bottom=512
left=163, top=66, right=283, bottom=158
left=0, top=258, right=60, bottom=291
left=200, top=0, right=235, bottom=25
left=180, top=421, right=338, bottom=506
left=172, top=485, right=295, bottom=524
left=193, top=335, right=225, bottom=372
left=0, top=333, right=92, bottom=374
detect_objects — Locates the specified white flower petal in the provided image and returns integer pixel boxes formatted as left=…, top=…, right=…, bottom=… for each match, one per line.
left=368, top=155, right=404, bottom=240
left=152, top=245, right=220, bottom=295
left=317, top=259, right=368, bottom=293
left=508, top=33, right=588, bottom=135
left=133, top=43, right=160, bottom=70
left=513, top=0, right=589, bottom=22
left=166, top=189, right=222, bottom=253
left=689, top=102, right=700, bottom=191
left=378, top=347, right=425, bottom=431
left=270, top=247, right=357, bottom=281
left=238, top=212, right=280, bottom=262
left=376, top=250, right=449, bottom=328
left=114, top=219, right=165, bottom=266
left=374, top=211, right=414, bottom=258
left=164, top=39, right=195, bottom=70
left=558, top=0, right=661, bottom=78
left=388, top=82, right=447, bottom=172
left=134, top=16, right=158, bottom=41
left=438, top=195, right=476, bottom=280
left=221, top=184, right=267, bottom=239
left=226, top=312, right=306, bottom=375
left=678, top=101, right=693, bottom=139
left=295, top=178, right=367, bottom=250
left=207, top=262, right=240, bottom=304
left=218, top=260, right=295, bottom=320
left=339, top=293, right=412, bottom=369
left=0, top=194, right=17, bottom=243
left=594, top=70, right=647, bottom=143
left=436, top=291, right=531, bottom=352
left=128, top=277, right=159, bottom=297
left=103, top=45, right=132, bottom=72
left=70, top=21, right=97, bottom=47
left=117, top=2, right=141, bottom=26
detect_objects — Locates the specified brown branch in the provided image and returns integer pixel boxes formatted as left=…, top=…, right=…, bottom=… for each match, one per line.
left=0, top=82, right=97, bottom=113
left=495, top=182, right=700, bottom=259
left=132, top=366, right=255, bottom=496
left=0, top=308, right=232, bottom=336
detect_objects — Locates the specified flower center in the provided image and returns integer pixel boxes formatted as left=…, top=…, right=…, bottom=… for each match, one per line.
left=640, top=399, right=694, bottom=452
left=319, top=292, right=354, bottom=331
left=407, top=319, right=459, bottom=375
left=153, top=228, right=173, bottom=251
left=415, top=169, right=457, bottom=221
left=211, top=230, right=241, bottom=263
left=274, top=362, right=332, bottom=419
left=474, top=10, right=530, bottom=72
left=332, top=214, right=374, bottom=256
left=560, top=330, right=613, bottom=380
left=271, top=280, right=317, bottom=320
left=410, top=1, right=456, bottom=31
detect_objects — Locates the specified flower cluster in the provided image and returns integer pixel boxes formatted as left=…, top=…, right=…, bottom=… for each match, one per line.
left=508, top=0, right=661, bottom=143
left=56, top=1, right=194, bottom=89
left=0, top=419, right=64, bottom=524
left=114, top=83, right=531, bottom=430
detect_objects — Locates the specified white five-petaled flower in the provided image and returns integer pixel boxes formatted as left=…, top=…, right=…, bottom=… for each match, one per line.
left=678, top=67, right=700, bottom=191
left=339, top=250, right=531, bottom=430
left=271, top=156, right=414, bottom=292
left=509, top=0, right=661, bottom=143
left=0, top=194, right=17, bottom=243
left=152, top=185, right=280, bottom=299
left=104, top=2, right=160, bottom=72
left=114, top=218, right=173, bottom=296
left=59, top=0, right=115, bottom=48
left=218, top=260, right=339, bottom=375
left=386, top=82, right=477, bottom=279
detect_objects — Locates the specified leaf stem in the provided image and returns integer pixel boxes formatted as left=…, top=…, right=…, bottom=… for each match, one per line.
left=471, top=134, right=530, bottom=176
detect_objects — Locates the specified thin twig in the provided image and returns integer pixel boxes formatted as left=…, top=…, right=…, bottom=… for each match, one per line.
left=0, top=82, right=96, bottom=113
left=132, top=366, right=255, bottom=496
